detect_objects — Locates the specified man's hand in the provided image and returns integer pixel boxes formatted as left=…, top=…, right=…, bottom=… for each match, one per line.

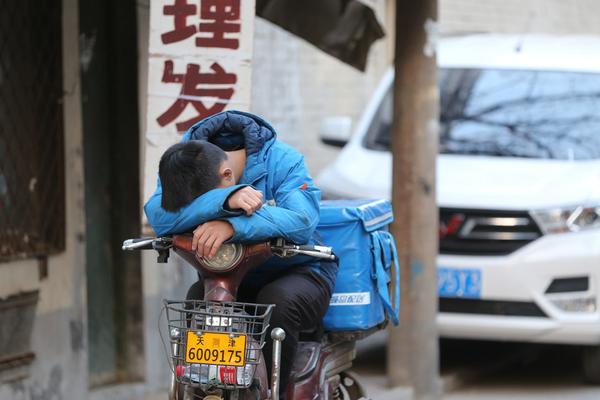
left=227, top=187, right=263, bottom=216
left=192, top=220, right=234, bottom=258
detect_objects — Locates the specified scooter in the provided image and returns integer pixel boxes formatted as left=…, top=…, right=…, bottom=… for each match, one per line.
left=123, top=235, right=368, bottom=400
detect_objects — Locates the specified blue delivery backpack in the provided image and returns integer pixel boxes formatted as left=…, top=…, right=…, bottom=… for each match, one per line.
left=317, top=199, right=400, bottom=333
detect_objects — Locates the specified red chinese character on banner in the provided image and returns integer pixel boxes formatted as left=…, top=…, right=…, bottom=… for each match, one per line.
left=197, top=0, right=241, bottom=49
left=161, top=0, right=198, bottom=44
left=156, top=60, right=237, bottom=132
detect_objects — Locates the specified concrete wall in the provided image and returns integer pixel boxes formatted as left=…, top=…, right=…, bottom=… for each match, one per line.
left=250, top=0, right=392, bottom=175
left=0, top=1, right=88, bottom=399
left=440, top=0, right=600, bottom=36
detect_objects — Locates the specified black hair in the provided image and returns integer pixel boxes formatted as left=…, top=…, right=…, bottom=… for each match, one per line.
left=159, top=140, right=227, bottom=212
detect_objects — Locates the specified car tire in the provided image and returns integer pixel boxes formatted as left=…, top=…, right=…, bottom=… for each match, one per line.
left=582, top=345, right=600, bottom=384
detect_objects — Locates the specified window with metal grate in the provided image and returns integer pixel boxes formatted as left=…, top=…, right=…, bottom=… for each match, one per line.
left=0, top=0, right=64, bottom=261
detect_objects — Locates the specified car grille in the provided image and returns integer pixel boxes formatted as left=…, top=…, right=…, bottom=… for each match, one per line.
left=439, top=298, right=548, bottom=318
left=439, top=208, right=542, bottom=256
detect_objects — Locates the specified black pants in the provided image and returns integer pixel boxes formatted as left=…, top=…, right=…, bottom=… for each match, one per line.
left=186, top=265, right=333, bottom=392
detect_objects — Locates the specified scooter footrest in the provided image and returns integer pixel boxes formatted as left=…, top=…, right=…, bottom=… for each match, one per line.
left=290, top=341, right=321, bottom=382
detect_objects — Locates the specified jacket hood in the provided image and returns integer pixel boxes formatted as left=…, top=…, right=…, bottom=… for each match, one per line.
left=183, top=110, right=277, bottom=156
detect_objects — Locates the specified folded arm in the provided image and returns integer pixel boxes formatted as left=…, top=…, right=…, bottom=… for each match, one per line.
left=144, top=179, right=248, bottom=236
left=227, top=155, right=320, bottom=244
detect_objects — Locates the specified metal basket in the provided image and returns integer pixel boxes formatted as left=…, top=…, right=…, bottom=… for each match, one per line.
left=164, top=299, right=274, bottom=390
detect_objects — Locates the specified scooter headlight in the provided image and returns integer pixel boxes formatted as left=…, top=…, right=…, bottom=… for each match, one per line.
left=201, top=243, right=243, bottom=272
left=531, top=205, right=600, bottom=234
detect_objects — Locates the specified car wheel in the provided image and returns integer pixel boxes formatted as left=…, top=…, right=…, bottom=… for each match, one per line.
left=582, top=345, right=600, bottom=384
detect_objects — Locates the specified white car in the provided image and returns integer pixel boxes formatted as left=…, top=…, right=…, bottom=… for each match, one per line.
left=317, top=35, right=600, bottom=382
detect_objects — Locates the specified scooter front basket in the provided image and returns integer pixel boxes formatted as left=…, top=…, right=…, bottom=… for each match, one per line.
left=163, top=300, right=274, bottom=390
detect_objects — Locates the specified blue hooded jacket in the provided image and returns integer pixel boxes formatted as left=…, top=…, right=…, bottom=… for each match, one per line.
left=144, top=111, right=337, bottom=286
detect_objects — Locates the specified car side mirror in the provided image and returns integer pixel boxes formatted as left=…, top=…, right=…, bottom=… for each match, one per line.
left=319, top=116, right=352, bottom=147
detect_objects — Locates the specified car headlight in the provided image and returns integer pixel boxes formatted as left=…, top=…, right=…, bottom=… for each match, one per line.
left=531, top=205, right=600, bottom=234
left=201, top=243, right=243, bottom=272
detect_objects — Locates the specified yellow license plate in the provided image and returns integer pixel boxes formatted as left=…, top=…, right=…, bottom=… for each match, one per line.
left=185, top=331, right=246, bottom=366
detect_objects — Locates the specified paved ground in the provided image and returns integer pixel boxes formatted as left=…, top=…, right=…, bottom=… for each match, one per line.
left=131, top=331, right=600, bottom=400
left=442, top=341, right=600, bottom=400
left=353, top=331, right=600, bottom=400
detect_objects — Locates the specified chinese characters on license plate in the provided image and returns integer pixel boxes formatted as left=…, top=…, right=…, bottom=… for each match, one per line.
left=185, top=331, right=246, bottom=366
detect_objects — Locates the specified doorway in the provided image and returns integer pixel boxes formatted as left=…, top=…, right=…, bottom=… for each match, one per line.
left=80, top=0, right=143, bottom=387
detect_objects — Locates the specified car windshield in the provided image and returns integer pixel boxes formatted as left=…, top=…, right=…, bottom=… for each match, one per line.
left=365, top=68, right=600, bottom=160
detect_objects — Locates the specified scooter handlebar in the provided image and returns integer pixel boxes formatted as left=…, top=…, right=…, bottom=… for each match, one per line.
left=122, top=237, right=155, bottom=250
left=270, top=239, right=338, bottom=262
left=122, top=236, right=338, bottom=262
left=122, top=237, right=173, bottom=251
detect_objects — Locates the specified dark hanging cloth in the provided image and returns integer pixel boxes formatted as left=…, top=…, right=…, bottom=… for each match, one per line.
left=256, top=0, right=385, bottom=72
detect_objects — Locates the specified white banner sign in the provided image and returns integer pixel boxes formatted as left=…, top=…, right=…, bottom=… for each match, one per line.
left=144, top=0, right=255, bottom=213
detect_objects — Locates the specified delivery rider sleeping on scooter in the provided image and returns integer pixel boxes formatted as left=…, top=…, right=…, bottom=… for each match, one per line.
left=144, top=110, right=338, bottom=395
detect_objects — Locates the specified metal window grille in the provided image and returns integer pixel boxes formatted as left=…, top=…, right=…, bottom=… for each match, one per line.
left=0, top=0, right=65, bottom=261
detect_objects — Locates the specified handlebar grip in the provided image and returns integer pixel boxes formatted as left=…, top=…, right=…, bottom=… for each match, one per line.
left=122, top=237, right=155, bottom=250
left=129, top=237, right=154, bottom=243
left=295, top=244, right=333, bottom=253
